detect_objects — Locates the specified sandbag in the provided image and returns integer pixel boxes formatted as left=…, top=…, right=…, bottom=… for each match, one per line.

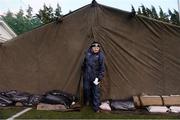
left=163, top=95, right=180, bottom=106
left=4, top=90, right=17, bottom=96
left=23, top=95, right=42, bottom=106
left=99, top=101, right=111, bottom=111
left=0, top=95, right=13, bottom=106
left=4, top=90, right=30, bottom=103
left=2, top=90, right=41, bottom=106
left=169, top=106, right=180, bottom=113
left=41, top=94, right=72, bottom=108
left=46, top=90, right=77, bottom=102
left=110, top=100, right=135, bottom=111
left=147, top=106, right=169, bottom=113
left=140, top=95, right=163, bottom=106
left=41, top=90, right=77, bottom=108
left=133, top=95, right=163, bottom=107
left=0, top=90, right=77, bottom=108
left=133, top=96, right=141, bottom=107
left=15, top=102, right=23, bottom=107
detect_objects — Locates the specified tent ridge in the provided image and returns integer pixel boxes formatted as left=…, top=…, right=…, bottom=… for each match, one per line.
left=91, top=0, right=98, bottom=7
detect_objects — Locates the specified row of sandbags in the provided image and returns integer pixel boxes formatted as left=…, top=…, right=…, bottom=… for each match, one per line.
left=147, top=106, right=180, bottom=113
left=133, top=95, right=180, bottom=113
left=0, top=90, right=41, bottom=107
left=99, top=99, right=135, bottom=111
left=0, top=90, right=78, bottom=109
left=133, top=95, right=180, bottom=107
left=100, top=94, right=180, bottom=112
left=99, top=100, right=180, bottom=113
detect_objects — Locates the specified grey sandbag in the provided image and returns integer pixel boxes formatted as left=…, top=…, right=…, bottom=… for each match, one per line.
left=5, top=90, right=30, bottom=103
left=41, top=94, right=71, bottom=108
left=28, top=95, right=42, bottom=105
left=3, top=90, right=35, bottom=106
left=0, top=95, right=13, bottom=106
left=46, top=90, right=77, bottom=102
left=6, top=91, right=42, bottom=107
left=23, top=95, right=42, bottom=106
left=42, top=90, right=78, bottom=108
left=110, top=100, right=135, bottom=111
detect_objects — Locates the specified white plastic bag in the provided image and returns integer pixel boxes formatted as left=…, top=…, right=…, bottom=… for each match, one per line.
left=147, top=106, right=169, bottom=113
left=99, top=101, right=111, bottom=111
left=170, top=106, right=180, bottom=113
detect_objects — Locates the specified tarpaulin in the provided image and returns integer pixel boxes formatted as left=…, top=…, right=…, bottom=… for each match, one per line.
left=0, top=1, right=180, bottom=100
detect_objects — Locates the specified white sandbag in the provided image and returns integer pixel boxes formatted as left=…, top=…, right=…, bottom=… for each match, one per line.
left=170, top=106, right=180, bottom=113
left=99, top=101, right=111, bottom=111
left=147, top=106, right=169, bottom=113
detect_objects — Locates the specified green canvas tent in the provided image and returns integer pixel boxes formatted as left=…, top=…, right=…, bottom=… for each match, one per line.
left=0, top=0, right=180, bottom=100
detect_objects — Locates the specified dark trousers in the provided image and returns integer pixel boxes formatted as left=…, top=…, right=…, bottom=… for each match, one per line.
left=83, top=79, right=100, bottom=112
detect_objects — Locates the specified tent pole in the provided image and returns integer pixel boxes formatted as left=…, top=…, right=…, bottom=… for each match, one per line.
left=178, top=0, right=180, bottom=22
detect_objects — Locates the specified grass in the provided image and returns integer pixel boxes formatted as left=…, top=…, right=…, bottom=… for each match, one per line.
left=17, top=106, right=180, bottom=119
left=1, top=106, right=180, bottom=119
left=0, top=107, right=24, bottom=119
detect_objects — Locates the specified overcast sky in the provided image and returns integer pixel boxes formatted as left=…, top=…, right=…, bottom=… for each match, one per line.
left=0, top=0, right=179, bottom=15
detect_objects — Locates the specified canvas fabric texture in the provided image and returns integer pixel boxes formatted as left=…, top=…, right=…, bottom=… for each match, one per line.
left=0, top=1, right=180, bottom=100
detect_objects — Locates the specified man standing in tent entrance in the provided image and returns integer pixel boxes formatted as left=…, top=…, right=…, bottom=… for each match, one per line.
left=82, top=41, right=105, bottom=112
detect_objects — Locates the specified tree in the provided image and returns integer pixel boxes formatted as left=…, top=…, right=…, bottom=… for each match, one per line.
left=2, top=7, right=42, bottom=35
left=145, top=7, right=152, bottom=18
left=132, top=4, right=179, bottom=26
left=36, top=4, right=55, bottom=24
left=141, top=5, right=148, bottom=16
left=55, top=3, right=62, bottom=18
left=2, top=3, right=63, bottom=35
left=137, top=8, right=142, bottom=15
left=131, top=5, right=136, bottom=14
left=15, top=8, right=27, bottom=34
left=173, top=9, right=180, bottom=25
left=159, top=7, right=169, bottom=22
left=169, top=9, right=180, bottom=25
left=26, top=5, right=33, bottom=19
left=36, top=3, right=63, bottom=24
left=16, top=8, right=24, bottom=17
left=1, top=3, right=64, bottom=35
left=2, top=10, right=18, bottom=34
left=151, top=6, right=158, bottom=19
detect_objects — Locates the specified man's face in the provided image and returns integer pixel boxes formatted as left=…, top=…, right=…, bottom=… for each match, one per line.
left=92, top=44, right=100, bottom=53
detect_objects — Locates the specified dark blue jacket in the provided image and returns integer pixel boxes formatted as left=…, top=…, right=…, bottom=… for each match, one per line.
left=82, top=49, right=105, bottom=81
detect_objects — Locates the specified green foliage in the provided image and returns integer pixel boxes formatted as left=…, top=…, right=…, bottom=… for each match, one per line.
left=1, top=3, right=179, bottom=35
left=151, top=6, right=158, bottom=19
left=1, top=3, right=63, bottom=35
left=141, top=5, right=148, bottom=16
left=159, top=7, right=169, bottom=22
left=131, top=5, right=180, bottom=26
left=36, top=4, right=54, bottom=24
left=26, top=5, right=33, bottom=19
left=169, top=9, right=180, bottom=25
left=137, top=8, right=142, bottom=15
left=36, top=3, right=62, bottom=24
left=131, top=5, right=136, bottom=14
left=1, top=8, right=42, bottom=35
left=55, top=3, right=62, bottom=18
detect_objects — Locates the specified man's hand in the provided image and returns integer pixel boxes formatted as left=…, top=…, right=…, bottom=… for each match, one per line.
left=93, top=78, right=100, bottom=85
